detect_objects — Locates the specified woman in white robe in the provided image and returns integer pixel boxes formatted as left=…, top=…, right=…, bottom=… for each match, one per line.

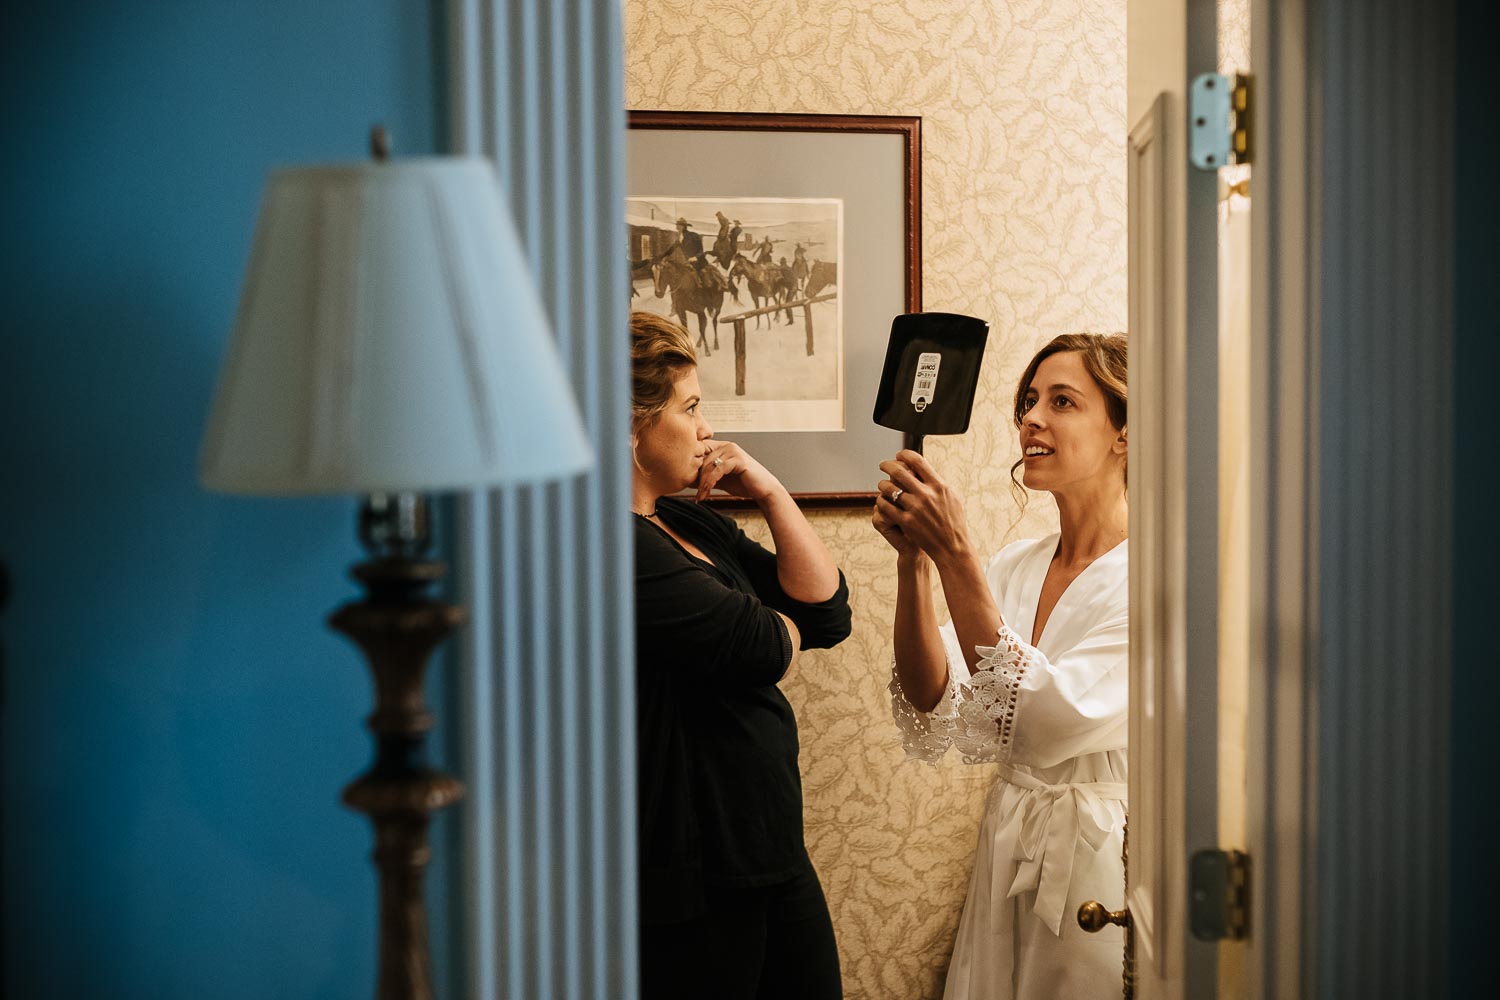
left=873, top=333, right=1130, bottom=1000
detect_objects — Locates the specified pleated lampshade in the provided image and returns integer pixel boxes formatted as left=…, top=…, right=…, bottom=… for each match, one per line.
left=200, top=157, right=592, bottom=494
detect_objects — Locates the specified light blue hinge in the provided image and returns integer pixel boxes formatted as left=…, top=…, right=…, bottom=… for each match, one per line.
left=1190, top=73, right=1251, bottom=170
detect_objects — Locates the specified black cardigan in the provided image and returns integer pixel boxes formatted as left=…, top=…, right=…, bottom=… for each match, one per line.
left=634, top=497, right=852, bottom=924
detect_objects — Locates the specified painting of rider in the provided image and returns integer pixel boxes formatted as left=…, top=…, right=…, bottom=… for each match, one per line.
left=625, top=195, right=843, bottom=434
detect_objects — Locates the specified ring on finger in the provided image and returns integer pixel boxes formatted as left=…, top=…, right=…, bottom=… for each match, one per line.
left=713, top=456, right=723, bottom=467
left=888, top=487, right=904, bottom=504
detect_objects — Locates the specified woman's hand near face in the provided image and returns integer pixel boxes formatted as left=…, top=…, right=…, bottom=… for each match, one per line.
left=694, top=441, right=782, bottom=503
left=694, top=440, right=838, bottom=604
left=875, top=450, right=975, bottom=567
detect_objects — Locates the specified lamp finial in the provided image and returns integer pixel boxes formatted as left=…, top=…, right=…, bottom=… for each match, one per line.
left=370, top=125, right=391, bottom=162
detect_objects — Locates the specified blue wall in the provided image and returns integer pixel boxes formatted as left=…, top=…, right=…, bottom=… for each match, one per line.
left=0, top=3, right=441, bottom=996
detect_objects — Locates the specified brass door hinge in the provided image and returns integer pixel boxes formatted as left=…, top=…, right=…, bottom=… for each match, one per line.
left=1190, top=73, right=1251, bottom=169
left=1189, top=848, right=1251, bottom=940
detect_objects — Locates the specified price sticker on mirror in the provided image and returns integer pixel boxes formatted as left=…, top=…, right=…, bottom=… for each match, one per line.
left=910, top=352, right=941, bottom=412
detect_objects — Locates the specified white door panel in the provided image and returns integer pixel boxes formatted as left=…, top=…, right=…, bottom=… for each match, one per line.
left=1125, top=0, right=1224, bottom=996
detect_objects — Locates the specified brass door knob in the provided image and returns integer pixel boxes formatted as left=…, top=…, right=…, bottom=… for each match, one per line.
left=1078, top=900, right=1132, bottom=933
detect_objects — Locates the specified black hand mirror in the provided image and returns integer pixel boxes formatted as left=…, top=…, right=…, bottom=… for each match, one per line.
left=872, top=312, right=991, bottom=453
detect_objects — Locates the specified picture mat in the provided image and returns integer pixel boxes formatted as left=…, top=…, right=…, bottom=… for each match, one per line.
left=628, top=128, right=907, bottom=496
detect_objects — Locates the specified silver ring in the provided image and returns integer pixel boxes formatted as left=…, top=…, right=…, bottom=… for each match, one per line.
left=713, top=457, right=724, bottom=467
left=889, top=487, right=904, bottom=504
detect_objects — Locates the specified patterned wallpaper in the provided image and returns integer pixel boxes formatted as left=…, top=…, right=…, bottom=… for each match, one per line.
left=625, top=3, right=1127, bottom=996
left=1221, top=0, right=1250, bottom=73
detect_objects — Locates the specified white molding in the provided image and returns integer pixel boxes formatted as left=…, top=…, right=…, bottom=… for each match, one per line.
left=1127, top=5, right=1224, bottom=998
left=446, top=3, right=636, bottom=998
left=1126, top=91, right=1168, bottom=979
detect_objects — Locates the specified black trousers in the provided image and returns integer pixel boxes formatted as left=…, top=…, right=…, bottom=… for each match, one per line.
left=640, top=860, right=842, bottom=1000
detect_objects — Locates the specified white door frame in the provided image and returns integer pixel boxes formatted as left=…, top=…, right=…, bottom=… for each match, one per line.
left=1126, top=0, right=1223, bottom=994
left=1131, top=1, right=1328, bottom=996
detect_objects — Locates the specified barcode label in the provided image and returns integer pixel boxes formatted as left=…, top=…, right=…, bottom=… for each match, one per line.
left=911, top=352, right=942, bottom=412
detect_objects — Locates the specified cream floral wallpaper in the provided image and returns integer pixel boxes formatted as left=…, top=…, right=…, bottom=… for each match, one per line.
left=625, top=3, right=1128, bottom=996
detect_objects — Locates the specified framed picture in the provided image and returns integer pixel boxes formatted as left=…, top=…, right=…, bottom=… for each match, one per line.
left=628, top=111, right=921, bottom=508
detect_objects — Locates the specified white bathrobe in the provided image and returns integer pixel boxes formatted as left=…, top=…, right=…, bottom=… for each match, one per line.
left=892, top=534, right=1128, bottom=1000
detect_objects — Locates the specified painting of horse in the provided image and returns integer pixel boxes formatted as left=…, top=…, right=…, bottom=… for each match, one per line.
left=626, top=197, right=843, bottom=434
left=804, top=260, right=837, bottom=300
left=728, top=255, right=794, bottom=328
left=652, top=257, right=727, bottom=355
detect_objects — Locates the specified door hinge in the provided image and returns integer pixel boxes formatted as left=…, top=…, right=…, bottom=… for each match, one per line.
left=1189, top=848, right=1251, bottom=940
left=1189, top=73, right=1251, bottom=169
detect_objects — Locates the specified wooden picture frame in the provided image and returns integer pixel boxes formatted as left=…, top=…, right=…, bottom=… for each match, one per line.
left=628, top=111, right=921, bottom=509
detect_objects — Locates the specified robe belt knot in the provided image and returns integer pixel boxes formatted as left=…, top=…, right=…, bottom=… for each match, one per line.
left=994, top=762, right=1127, bottom=935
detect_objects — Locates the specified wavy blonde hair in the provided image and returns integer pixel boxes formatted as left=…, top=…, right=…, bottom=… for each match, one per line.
left=630, top=311, right=697, bottom=432
left=1009, top=332, right=1128, bottom=504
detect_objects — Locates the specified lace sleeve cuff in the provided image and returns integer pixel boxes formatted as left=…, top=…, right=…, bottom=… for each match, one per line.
left=888, top=621, right=1037, bottom=764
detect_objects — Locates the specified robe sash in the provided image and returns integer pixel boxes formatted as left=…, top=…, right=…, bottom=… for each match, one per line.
left=993, top=762, right=1126, bottom=935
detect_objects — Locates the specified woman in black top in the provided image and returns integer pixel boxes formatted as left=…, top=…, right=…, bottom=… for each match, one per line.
left=630, top=311, right=852, bottom=999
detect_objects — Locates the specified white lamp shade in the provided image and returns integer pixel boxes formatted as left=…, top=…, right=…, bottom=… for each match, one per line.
left=200, top=158, right=593, bottom=494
